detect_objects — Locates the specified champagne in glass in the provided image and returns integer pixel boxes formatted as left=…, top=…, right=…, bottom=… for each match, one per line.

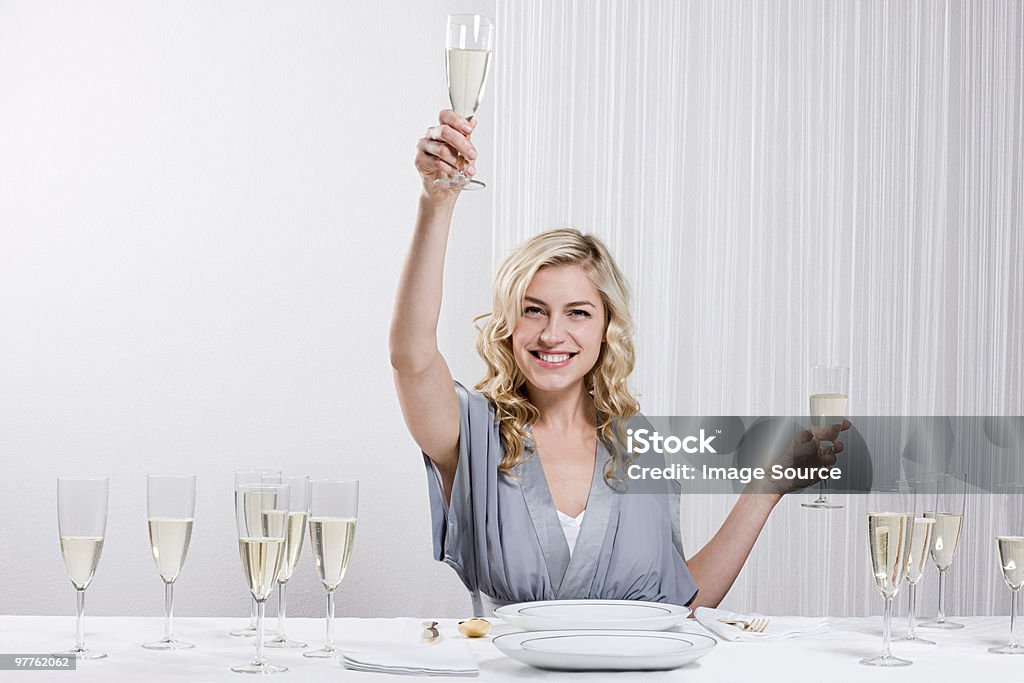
left=861, top=487, right=915, bottom=667
left=303, top=479, right=359, bottom=659
left=230, top=469, right=281, bottom=638
left=265, top=475, right=310, bottom=649
left=57, top=477, right=109, bottom=659
left=232, top=484, right=289, bottom=674
left=143, top=474, right=196, bottom=650
left=990, top=483, right=1024, bottom=654
left=901, top=480, right=936, bottom=645
left=802, top=365, right=849, bottom=509
left=919, top=473, right=967, bottom=630
left=433, top=14, right=494, bottom=192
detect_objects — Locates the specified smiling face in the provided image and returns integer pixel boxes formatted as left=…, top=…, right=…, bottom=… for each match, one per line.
left=511, top=264, right=607, bottom=396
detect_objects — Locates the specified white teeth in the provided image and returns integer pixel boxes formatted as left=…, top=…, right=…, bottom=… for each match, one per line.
left=538, top=353, right=571, bottom=363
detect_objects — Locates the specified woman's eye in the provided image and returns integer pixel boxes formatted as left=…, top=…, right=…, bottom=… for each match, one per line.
left=569, top=309, right=592, bottom=319
left=523, top=306, right=545, bottom=316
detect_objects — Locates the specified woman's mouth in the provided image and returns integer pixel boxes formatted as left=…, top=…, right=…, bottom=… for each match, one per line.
left=529, top=350, right=578, bottom=368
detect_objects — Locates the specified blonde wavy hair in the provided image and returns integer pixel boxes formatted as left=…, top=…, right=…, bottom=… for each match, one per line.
left=474, top=229, right=639, bottom=476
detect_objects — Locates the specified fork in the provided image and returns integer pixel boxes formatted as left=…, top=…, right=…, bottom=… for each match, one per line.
left=718, top=617, right=769, bottom=633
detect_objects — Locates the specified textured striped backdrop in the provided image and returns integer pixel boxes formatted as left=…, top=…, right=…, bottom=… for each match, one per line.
left=491, top=0, right=1023, bottom=616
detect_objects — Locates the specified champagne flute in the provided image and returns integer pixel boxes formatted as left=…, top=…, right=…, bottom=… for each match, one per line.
left=265, top=475, right=310, bottom=649
left=433, top=14, right=494, bottom=191
left=303, top=479, right=358, bottom=658
left=57, top=476, right=109, bottom=660
left=802, top=365, right=849, bottom=509
left=230, top=468, right=281, bottom=638
left=232, top=484, right=289, bottom=674
left=989, top=483, right=1024, bottom=654
left=919, top=472, right=967, bottom=630
left=143, top=474, right=196, bottom=650
left=861, top=486, right=915, bottom=667
left=901, top=481, right=936, bottom=644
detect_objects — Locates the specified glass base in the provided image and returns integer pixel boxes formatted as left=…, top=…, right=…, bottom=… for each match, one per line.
left=302, top=646, right=337, bottom=658
left=65, top=646, right=107, bottom=660
left=142, top=637, right=195, bottom=650
left=918, top=619, right=965, bottom=630
left=433, top=176, right=485, bottom=191
left=230, top=626, right=277, bottom=638
left=989, top=644, right=1024, bottom=654
left=231, top=662, right=288, bottom=674
left=900, top=634, right=936, bottom=645
left=265, top=636, right=307, bottom=649
left=801, top=499, right=843, bottom=509
left=860, top=654, right=912, bottom=667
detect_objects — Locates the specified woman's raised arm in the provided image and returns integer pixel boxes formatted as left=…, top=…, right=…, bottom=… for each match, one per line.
left=389, top=110, right=479, bottom=496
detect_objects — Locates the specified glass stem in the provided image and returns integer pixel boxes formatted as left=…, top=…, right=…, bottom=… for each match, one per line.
left=249, top=598, right=257, bottom=629
left=1011, top=588, right=1020, bottom=647
left=255, top=600, right=266, bottom=666
left=325, top=591, right=336, bottom=650
left=76, top=589, right=86, bottom=652
left=164, top=581, right=174, bottom=641
left=907, top=583, right=917, bottom=636
left=277, top=583, right=287, bottom=638
left=882, top=597, right=893, bottom=658
left=937, top=568, right=947, bottom=622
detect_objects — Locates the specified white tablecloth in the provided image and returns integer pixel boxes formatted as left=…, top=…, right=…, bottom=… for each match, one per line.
left=0, top=615, right=1020, bottom=682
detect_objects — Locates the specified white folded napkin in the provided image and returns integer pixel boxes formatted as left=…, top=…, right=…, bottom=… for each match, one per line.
left=341, top=640, right=479, bottom=677
left=694, top=607, right=828, bottom=642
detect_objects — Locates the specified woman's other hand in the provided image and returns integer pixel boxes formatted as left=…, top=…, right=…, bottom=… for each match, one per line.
left=416, top=109, right=478, bottom=201
left=748, top=420, right=852, bottom=497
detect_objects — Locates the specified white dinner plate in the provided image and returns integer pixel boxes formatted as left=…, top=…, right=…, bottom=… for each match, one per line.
left=493, top=629, right=716, bottom=671
left=493, top=599, right=690, bottom=631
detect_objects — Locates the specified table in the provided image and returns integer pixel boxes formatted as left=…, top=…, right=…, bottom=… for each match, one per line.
left=0, top=616, right=1020, bottom=681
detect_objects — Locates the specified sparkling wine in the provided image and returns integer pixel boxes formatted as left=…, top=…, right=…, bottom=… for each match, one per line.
left=905, top=517, right=936, bottom=585
left=809, top=393, right=848, bottom=427
left=147, top=517, right=193, bottom=583
left=446, top=48, right=491, bottom=118
left=277, top=511, right=309, bottom=583
left=868, top=512, right=913, bottom=598
left=60, top=536, right=104, bottom=590
left=997, top=536, right=1024, bottom=590
left=238, top=537, right=285, bottom=601
left=309, top=517, right=356, bottom=591
left=925, top=512, right=964, bottom=570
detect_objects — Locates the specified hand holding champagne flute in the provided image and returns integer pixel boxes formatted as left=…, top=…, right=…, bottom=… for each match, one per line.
left=143, top=474, right=196, bottom=650
left=232, top=484, right=289, bottom=675
left=803, top=365, right=849, bottom=509
left=303, top=479, right=358, bottom=659
left=57, top=476, right=109, bottom=660
left=431, top=14, right=494, bottom=191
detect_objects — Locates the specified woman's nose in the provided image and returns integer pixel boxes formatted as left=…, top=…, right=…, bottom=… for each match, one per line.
left=539, top=318, right=565, bottom=345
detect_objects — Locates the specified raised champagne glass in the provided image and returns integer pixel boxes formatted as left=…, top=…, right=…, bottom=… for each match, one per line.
left=861, top=486, right=915, bottom=667
left=143, top=474, right=196, bottom=649
left=303, top=479, right=359, bottom=658
left=230, top=468, right=281, bottom=638
left=990, top=483, right=1024, bottom=654
left=919, top=472, right=967, bottom=630
left=802, top=365, right=849, bottom=509
left=433, top=14, right=494, bottom=191
left=901, top=480, right=935, bottom=644
left=265, top=475, right=310, bottom=649
left=232, top=484, right=289, bottom=674
left=57, top=476, right=109, bottom=660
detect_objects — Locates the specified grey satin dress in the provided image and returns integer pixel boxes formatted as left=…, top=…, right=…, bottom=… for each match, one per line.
left=422, top=382, right=700, bottom=612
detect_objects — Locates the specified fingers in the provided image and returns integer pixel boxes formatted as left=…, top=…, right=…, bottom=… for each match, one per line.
left=425, top=123, right=478, bottom=161
left=417, top=138, right=461, bottom=169
left=415, top=147, right=461, bottom=178
left=438, top=109, right=476, bottom=134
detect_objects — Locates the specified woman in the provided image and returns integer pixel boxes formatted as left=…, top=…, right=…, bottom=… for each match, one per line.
left=390, top=110, right=844, bottom=613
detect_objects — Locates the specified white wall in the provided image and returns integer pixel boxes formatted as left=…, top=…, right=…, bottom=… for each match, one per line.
left=1, top=0, right=1021, bottom=621
left=0, top=0, right=493, bottom=618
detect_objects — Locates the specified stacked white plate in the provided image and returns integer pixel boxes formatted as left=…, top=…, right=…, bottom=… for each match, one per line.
left=493, top=600, right=715, bottom=671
